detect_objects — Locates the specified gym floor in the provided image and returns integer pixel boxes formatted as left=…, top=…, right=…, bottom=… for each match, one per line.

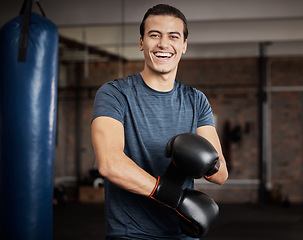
left=53, top=202, right=303, bottom=240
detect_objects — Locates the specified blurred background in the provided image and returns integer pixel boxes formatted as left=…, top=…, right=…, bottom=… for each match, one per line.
left=1, top=0, right=303, bottom=239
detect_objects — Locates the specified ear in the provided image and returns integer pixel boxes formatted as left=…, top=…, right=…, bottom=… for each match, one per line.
left=182, top=39, right=188, bottom=54
left=139, top=36, right=143, bottom=51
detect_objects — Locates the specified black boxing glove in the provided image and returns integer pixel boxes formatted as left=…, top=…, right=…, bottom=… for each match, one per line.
left=165, top=133, right=220, bottom=179
left=149, top=133, right=220, bottom=237
left=149, top=178, right=219, bottom=238
left=178, top=189, right=219, bottom=238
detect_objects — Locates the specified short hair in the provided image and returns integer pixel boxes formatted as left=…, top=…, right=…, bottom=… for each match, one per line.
left=139, top=4, right=188, bottom=40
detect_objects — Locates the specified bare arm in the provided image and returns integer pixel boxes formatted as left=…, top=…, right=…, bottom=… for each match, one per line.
left=197, top=125, right=228, bottom=184
left=91, top=116, right=157, bottom=196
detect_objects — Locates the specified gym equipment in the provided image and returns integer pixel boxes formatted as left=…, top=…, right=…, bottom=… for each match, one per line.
left=0, top=1, right=58, bottom=239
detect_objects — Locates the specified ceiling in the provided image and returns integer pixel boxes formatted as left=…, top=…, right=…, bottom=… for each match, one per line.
left=1, top=0, right=303, bottom=61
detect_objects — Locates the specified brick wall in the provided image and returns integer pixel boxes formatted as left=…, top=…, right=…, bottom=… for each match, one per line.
left=54, top=57, right=303, bottom=203
left=269, top=58, right=303, bottom=203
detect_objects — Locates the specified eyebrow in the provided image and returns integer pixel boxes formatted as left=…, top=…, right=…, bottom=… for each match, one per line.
left=148, top=30, right=182, bottom=37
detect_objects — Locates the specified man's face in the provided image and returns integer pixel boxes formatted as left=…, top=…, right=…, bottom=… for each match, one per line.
left=139, top=15, right=187, bottom=75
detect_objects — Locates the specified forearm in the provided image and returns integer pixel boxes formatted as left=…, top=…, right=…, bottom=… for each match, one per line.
left=91, top=116, right=157, bottom=197
left=196, top=125, right=229, bottom=185
left=98, top=152, right=157, bottom=196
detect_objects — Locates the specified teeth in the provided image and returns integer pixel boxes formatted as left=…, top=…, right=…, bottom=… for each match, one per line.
left=155, top=52, right=172, bottom=58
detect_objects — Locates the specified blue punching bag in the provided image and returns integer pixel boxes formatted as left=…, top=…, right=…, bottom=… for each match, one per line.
left=0, top=3, right=58, bottom=240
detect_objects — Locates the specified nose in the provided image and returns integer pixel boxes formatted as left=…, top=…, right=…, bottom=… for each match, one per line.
left=157, top=36, right=169, bottom=49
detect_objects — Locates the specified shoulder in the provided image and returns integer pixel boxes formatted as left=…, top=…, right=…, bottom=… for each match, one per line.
left=97, top=73, right=139, bottom=95
left=175, top=81, right=206, bottom=99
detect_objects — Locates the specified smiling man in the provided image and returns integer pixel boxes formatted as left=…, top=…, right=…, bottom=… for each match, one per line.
left=91, top=4, right=228, bottom=240
left=139, top=14, right=187, bottom=87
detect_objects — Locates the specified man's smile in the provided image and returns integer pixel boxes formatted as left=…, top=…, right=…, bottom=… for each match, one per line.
left=154, top=52, right=173, bottom=59
left=153, top=52, right=175, bottom=63
left=154, top=52, right=173, bottom=58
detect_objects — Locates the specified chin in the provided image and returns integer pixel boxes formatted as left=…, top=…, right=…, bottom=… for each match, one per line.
left=153, top=66, right=176, bottom=75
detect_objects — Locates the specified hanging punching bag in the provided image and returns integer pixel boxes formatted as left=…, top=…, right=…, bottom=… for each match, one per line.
left=0, top=0, right=58, bottom=239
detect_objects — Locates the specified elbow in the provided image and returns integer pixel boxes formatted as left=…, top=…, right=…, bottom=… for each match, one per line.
left=98, top=166, right=107, bottom=179
left=96, top=155, right=111, bottom=179
left=98, top=161, right=112, bottom=179
left=97, top=154, right=121, bottom=180
left=215, top=156, right=229, bottom=185
left=209, top=167, right=228, bottom=185
left=218, top=174, right=228, bottom=185
left=217, top=170, right=229, bottom=185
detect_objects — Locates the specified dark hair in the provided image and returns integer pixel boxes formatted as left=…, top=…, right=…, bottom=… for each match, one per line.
left=139, top=4, right=188, bottom=40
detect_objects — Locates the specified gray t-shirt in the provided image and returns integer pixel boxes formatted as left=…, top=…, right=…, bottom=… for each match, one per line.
left=92, top=73, right=215, bottom=239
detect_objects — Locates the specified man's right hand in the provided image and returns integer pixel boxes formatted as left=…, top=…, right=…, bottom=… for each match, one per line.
left=149, top=133, right=220, bottom=238
left=149, top=176, right=219, bottom=238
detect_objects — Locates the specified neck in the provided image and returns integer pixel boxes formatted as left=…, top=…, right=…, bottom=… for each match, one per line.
left=140, top=68, right=176, bottom=92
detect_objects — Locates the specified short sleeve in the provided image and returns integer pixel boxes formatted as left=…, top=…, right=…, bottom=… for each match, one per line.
left=196, top=90, right=215, bottom=127
left=92, top=82, right=126, bottom=124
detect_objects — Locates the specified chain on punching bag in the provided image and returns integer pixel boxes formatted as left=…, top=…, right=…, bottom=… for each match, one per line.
left=0, top=0, right=58, bottom=239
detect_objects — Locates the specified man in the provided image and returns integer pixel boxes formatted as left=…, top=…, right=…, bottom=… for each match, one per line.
left=91, top=4, right=228, bottom=240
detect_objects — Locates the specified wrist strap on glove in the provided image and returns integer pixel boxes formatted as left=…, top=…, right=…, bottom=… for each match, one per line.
left=205, top=159, right=220, bottom=179
left=149, top=176, right=183, bottom=209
